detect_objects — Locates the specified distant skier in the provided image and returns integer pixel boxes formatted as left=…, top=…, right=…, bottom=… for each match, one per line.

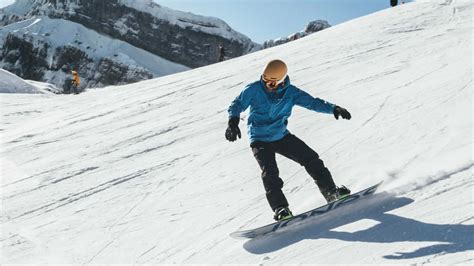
left=391, top=0, right=398, bottom=7
left=71, top=70, right=81, bottom=94
left=226, top=59, right=352, bottom=221
left=218, top=45, right=225, bottom=62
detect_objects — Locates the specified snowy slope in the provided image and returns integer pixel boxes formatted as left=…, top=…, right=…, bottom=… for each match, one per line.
left=22, top=79, right=60, bottom=94
left=0, top=68, right=57, bottom=94
left=1, top=1, right=472, bottom=264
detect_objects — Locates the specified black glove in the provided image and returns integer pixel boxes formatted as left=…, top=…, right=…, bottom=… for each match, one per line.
left=333, top=106, right=351, bottom=120
left=225, top=117, right=241, bottom=142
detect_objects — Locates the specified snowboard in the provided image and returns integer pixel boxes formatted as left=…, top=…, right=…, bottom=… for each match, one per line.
left=230, top=181, right=383, bottom=239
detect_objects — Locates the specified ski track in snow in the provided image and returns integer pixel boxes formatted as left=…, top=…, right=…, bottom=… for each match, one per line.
left=1, top=0, right=473, bottom=264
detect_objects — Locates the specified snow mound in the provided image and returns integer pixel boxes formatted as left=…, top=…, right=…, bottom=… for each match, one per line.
left=0, top=68, right=55, bottom=94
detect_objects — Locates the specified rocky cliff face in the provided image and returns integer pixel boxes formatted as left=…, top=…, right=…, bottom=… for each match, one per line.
left=0, top=0, right=260, bottom=91
left=263, top=20, right=331, bottom=49
left=0, top=32, right=154, bottom=92
left=0, top=16, right=181, bottom=92
left=1, top=34, right=49, bottom=81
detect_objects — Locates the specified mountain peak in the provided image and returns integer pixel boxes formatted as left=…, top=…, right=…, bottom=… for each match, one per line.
left=0, top=0, right=260, bottom=91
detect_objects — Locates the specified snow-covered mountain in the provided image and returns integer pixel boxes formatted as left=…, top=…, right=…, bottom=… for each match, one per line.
left=1, top=0, right=472, bottom=264
left=0, top=0, right=260, bottom=90
left=263, top=20, right=331, bottom=49
left=0, top=16, right=190, bottom=91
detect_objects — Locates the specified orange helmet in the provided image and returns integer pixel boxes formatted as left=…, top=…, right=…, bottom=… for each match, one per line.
left=262, top=60, right=287, bottom=82
left=262, top=60, right=287, bottom=89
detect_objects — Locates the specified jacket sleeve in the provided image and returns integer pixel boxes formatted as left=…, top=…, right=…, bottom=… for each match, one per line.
left=292, top=86, right=335, bottom=114
left=228, top=84, right=254, bottom=118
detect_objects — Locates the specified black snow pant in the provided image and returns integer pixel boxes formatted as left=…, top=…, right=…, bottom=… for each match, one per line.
left=251, top=133, right=336, bottom=211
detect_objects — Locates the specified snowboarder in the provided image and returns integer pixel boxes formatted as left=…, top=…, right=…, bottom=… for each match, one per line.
left=71, top=70, right=81, bottom=94
left=218, top=45, right=225, bottom=62
left=226, top=59, right=352, bottom=221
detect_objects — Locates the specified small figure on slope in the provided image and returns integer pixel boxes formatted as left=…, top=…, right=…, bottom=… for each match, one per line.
left=218, top=44, right=225, bottom=62
left=71, top=70, right=81, bottom=94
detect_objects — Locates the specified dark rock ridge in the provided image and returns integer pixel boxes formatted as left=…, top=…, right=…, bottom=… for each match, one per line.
left=263, top=20, right=331, bottom=49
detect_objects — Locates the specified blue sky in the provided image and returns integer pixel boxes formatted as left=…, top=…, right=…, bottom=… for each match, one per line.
left=0, top=0, right=410, bottom=43
left=154, top=0, right=406, bottom=43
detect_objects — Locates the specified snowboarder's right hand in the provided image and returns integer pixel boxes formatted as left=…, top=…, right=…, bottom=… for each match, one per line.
left=225, top=117, right=241, bottom=142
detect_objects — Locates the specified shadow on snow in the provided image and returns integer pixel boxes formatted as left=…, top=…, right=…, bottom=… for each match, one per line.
left=243, top=192, right=474, bottom=260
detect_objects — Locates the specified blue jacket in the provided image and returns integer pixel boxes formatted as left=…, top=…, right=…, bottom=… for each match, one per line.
left=228, top=76, right=336, bottom=143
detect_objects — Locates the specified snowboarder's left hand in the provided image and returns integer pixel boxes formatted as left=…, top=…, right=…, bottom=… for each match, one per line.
left=333, top=106, right=351, bottom=120
left=225, top=117, right=241, bottom=142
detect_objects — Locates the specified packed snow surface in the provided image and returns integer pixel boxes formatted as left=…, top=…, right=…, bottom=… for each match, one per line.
left=1, top=1, right=472, bottom=264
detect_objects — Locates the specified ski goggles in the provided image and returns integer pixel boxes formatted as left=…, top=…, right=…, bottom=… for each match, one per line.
left=262, top=74, right=286, bottom=88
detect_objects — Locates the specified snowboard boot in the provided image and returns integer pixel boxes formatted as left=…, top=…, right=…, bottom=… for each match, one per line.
left=273, top=207, right=293, bottom=221
left=323, top=185, right=351, bottom=203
